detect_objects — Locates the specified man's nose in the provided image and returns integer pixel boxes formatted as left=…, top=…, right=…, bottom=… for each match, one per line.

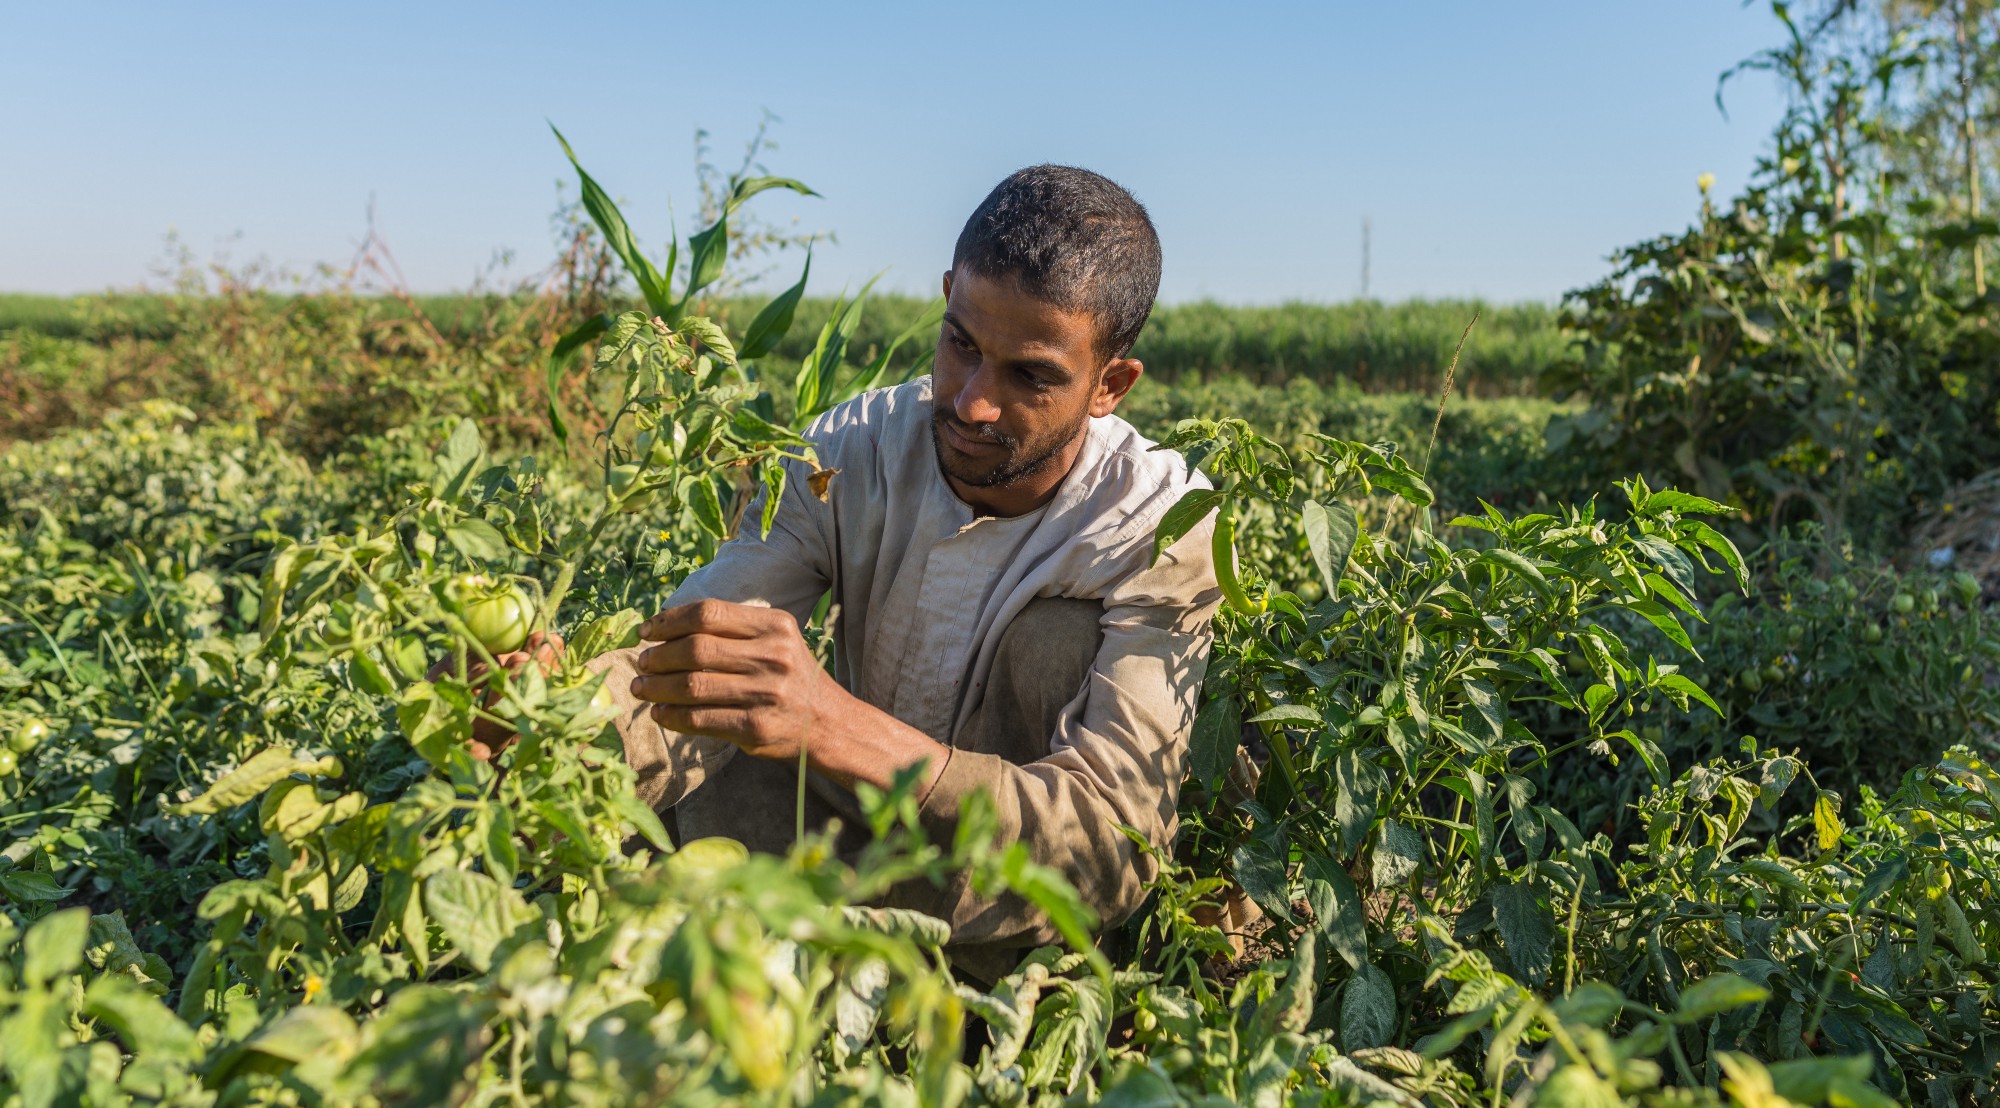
left=953, top=363, right=1004, bottom=426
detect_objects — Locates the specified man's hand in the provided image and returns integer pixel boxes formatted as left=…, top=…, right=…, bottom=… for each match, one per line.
left=630, top=599, right=948, bottom=794
left=630, top=600, right=830, bottom=765
left=426, top=631, right=565, bottom=761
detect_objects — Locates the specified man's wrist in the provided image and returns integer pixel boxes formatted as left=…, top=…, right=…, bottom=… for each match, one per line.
left=804, top=671, right=950, bottom=794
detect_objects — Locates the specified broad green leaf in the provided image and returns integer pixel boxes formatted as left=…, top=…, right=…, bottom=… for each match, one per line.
left=1492, top=881, right=1555, bottom=986
left=568, top=608, right=643, bottom=663
left=1673, top=973, right=1769, bottom=1023
left=82, top=975, right=200, bottom=1061
left=1372, top=819, right=1423, bottom=888
left=684, top=214, right=729, bottom=303
left=1462, top=678, right=1503, bottom=748
left=1583, top=683, right=1616, bottom=721
left=1, top=870, right=65, bottom=902
left=1655, top=672, right=1721, bottom=716
left=1552, top=982, right=1626, bottom=1028
left=1813, top=791, right=1844, bottom=852
left=1302, top=852, right=1367, bottom=970
left=258, top=543, right=306, bottom=638
left=1763, top=1056, right=1896, bottom=1108
left=744, top=462, right=780, bottom=538
left=1248, top=930, right=1318, bottom=1040
left=23, top=907, right=90, bottom=986
left=1189, top=693, right=1241, bottom=793
left=1621, top=597, right=1698, bottom=657
left=738, top=253, right=811, bottom=360
left=172, top=746, right=330, bottom=816
left=1334, top=751, right=1386, bottom=856
left=443, top=518, right=509, bottom=564
left=1231, top=832, right=1292, bottom=924
left=1685, top=520, right=1750, bottom=593
left=1150, top=488, right=1223, bottom=566
left=1247, top=703, right=1322, bottom=726
left=431, top=417, right=486, bottom=503
left=1369, top=464, right=1434, bottom=507
left=1478, top=548, right=1551, bottom=598
left=1301, top=499, right=1359, bottom=596
left=423, top=868, right=532, bottom=973
left=1642, top=489, right=1734, bottom=516
left=1621, top=729, right=1669, bottom=787
left=1340, top=963, right=1397, bottom=1050
left=676, top=316, right=737, bottom=366
left=688, top=474, right=727, bottom=539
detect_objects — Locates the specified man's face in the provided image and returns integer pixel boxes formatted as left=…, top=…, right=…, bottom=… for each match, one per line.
left=931, top=267, right=1130, bottom=500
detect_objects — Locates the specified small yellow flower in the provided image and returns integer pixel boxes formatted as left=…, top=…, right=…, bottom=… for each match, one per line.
left=1698, top=172, right=1716, bottom=194
left=303, top=974, right=324, bottom=1002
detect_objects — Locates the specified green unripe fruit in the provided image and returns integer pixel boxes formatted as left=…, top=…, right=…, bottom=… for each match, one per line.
left=1740, top=669, right=1764, bottom=693
left=1892, top=592, right=1916, bottom=615
left=442, top=574, right=535, bottom=656
left=607, top=464, right=654, bottom=514
left=1863, top=622, right=1884, bottom=644
left=1761, top=663, right=1785, bottom=685
left=11, top=719, right=49, bottom=755
left=0, top=749, right=17, bottom=777
left=1953, top=571, right=1982, bottom=606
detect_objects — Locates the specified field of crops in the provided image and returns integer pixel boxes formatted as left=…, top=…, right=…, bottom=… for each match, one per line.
left=7, top=7, right=2000, bottom=1106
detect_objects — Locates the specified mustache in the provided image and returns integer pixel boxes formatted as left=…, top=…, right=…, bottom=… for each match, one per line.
left=932, top=411, right=1017, bottom=449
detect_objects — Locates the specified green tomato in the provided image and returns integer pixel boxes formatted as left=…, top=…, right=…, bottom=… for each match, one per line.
left=0, top=749, right=17, bottom=778
left=1761, top=662, right=1785, bottom=685
left=1740, top=668, right=1764, bottom=693
left=443, top=574, right=535, bottom=656
left=607, top=464, right=655, bottom=514
left=1953, top=571, right=1982, bottom=606
left=11, top=719, right=49, bottom=755
left=1892, top=592, right=1916, bottom=615
left=1863, top=622, right=1884, bottom=644
left=1784, top=623, right=1806, bottom=647
left=667, top=836, right=748, bottom=881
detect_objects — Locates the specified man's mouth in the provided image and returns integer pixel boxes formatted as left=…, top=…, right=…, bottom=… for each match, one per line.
left=941, top=419, right=1008, bottom=455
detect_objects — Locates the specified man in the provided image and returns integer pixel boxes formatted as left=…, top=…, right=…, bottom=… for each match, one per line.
left=585, top=165, right=1220, bottom=976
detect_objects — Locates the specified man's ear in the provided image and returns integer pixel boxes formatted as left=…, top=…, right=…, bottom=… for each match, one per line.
left=1090, top=358, right=1143, bottom=418
left=941, top=269, right=954, bottom=298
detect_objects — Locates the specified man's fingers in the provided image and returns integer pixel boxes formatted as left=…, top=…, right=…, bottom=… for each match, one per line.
left=639, top=597, right=785, bottom=643
left=633, top=633, right=764, bottom=676
left=629, top=671, right=762, bottom=707
left=648, top=703, right=755, bottom=741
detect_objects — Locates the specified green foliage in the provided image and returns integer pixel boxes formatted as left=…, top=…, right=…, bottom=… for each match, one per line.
left=1546, top=2, right=2000, bottom=548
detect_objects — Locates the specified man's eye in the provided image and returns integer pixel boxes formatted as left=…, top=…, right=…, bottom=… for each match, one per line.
left=949, top=332, right=975, bottom=351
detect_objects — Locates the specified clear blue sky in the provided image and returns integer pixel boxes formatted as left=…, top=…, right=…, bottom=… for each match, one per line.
left=2, top=2, right=1790, bottom=304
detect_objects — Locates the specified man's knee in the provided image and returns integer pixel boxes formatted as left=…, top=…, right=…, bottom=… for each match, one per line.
left=963, top=597, right=1102, bottom=758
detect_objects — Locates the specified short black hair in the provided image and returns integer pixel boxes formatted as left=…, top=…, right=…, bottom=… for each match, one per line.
left=952, top=165, right=1162, bottom=362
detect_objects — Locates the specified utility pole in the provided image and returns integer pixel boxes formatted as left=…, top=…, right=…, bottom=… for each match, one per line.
left=1360, top=217, right=1372, bottom=300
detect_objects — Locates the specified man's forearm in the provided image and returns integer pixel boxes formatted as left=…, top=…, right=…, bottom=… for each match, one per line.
left=803, top=674, right=951, bottom=800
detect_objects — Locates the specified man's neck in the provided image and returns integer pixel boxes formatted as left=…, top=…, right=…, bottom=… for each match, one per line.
left=946, top=431, right=1090, bottom=518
